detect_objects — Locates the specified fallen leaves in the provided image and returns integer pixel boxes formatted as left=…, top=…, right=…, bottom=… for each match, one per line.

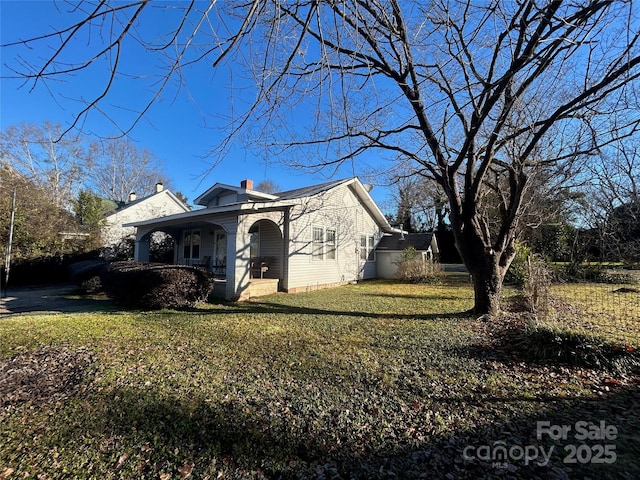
left=0, top=468, right=15, bottom=480
left=0, top=346, right=95, bottom=409
left=178, top=462, right=194, bottom=478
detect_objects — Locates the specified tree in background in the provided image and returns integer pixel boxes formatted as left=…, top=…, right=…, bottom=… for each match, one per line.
left=387, top=175, right=449, bottom=233
left=255, top=180, right=280, bottom=194
left=0, top=122, right=95, bottom=210
left=584, top=139, right=640, bottom=263
left=73, top=190, right=111, bottom=250
left=4, top=1, right=640, bottom=315
left=0, top=164, right=80, bottom=261
left=91, top=138, right=169, bottom=203
left=173, top=191, right=189, bottom=208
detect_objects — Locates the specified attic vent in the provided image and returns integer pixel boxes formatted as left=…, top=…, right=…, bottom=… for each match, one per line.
left=128, top=192, right=137, bottom=202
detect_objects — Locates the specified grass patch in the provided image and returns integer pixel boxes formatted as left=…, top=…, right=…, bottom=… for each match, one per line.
left=1, top=280, right=639, bottom=479
left=549, top=283, right=640, bottom=347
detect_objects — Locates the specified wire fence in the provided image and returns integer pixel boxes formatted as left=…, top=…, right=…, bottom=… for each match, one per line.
left=529, top=266, right=640, bottom=348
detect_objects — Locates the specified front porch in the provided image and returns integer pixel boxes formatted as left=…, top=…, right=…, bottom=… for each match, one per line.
left=133, top=213, right=286, bottom=301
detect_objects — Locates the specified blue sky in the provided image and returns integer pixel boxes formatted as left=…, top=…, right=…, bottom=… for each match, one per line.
left=0, top=1, right=394, bottom=208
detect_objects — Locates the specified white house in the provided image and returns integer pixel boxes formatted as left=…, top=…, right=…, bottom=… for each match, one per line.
left=375, top=232, right=440, bottom=279
left=103, top=183, right=190, bottom=247
left=126, top=177, right=401, bottom=300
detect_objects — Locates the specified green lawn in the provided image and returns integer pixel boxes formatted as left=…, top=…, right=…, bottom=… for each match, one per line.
left=1, top=280, right=639, bottom=479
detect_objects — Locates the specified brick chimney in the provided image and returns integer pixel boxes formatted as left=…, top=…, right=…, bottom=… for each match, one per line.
left=240, top=179, right=254, bottom=190
left=155, top=182, right=164, bottom=193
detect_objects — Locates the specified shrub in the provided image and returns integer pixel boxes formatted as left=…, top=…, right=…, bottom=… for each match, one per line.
left=68, top=260, right=108, bottom=294
left=395, top=247, right=443, bottom=283
left=6, top=250, right=103, bottom=287
left=516, top=325, right=640, bottom=372
left=101, top=262, right=214, bottom=310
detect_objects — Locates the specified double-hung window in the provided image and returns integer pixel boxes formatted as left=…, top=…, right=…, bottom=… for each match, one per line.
left=326, top=229, right=336, bottom=260
left=312, top=226, right=337, bottom=261
left=360, top=235, right=375, bottom=261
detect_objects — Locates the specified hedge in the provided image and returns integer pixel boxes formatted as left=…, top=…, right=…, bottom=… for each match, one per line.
left=68, top=260, right=108, bottom=293
left=101, top=262, right=214, bottom=310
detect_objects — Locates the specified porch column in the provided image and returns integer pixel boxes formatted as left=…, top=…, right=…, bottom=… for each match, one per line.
left=225, top=216, right=252, bottom=300
left=134, top=232, right=151, bottom=262
left=281, top=207, right=291, bottom=292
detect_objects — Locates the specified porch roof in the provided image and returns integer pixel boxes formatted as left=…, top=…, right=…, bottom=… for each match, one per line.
left=123, top=199, right=297, bottom=229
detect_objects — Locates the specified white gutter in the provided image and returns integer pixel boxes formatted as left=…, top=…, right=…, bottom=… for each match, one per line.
left=348, top=177, right=400, bottom=234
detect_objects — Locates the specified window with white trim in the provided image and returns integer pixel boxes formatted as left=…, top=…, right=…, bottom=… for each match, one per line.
left=360, top=235, right=375, bottom=261
left=326, top=228, right=336, bottom=260
left=312, top=227, right=324, bottom=260
left=312, top=226, right=337, bottom=261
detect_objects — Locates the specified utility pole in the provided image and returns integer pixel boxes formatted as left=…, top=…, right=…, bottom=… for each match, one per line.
left=3, top=187, right=16, bottom=298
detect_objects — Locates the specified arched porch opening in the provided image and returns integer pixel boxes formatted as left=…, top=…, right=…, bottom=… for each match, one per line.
left=136, top=227, right=181, bottom=264
left=149, top=231, right=175, bottom=263
left=248, top=218, right=284, bottom=281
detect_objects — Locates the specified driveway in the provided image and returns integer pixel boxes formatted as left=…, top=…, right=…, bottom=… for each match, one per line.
left=0, top=284, right=112, bottom=315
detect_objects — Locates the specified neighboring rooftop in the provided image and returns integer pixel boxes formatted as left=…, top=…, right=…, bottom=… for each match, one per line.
left=376, top=232, right=436, bottom=251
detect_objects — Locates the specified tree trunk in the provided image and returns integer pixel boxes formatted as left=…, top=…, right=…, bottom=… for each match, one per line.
left=450, top=213, right=514, bottom=317
left=469, top=260, right=504, bottom=317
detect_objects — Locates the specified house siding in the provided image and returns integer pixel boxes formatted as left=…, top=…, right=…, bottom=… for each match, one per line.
left=285, top=183, right=382, bottom=291
left=104, top=191, right=188, bottom=246
left=257, top=222, right=282, bottom=279
left=376, top=251, right=396, bottom=279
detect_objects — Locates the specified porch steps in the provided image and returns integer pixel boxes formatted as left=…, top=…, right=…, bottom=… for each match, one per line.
left=244, top=278, right=279, bottom=299
left=210, top=278, right=280, bottom=301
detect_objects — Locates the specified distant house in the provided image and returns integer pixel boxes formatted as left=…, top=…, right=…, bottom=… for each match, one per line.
left=375, top=232, right=440, bottom=279
left=126, top=177, right=402, bottom=300
left=103, top=183, right=190, bottom=248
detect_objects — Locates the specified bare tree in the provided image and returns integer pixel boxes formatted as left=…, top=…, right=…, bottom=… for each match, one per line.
left=387, top=175, right=446, bottom=232
left=584, top=139, right=640, bottom=262
left=91, top=138, right=169, bottom=203
left=255, top=180, right=280, bottom=194
left=0, top=122, right=95, bottom=209
left=4, top=1, right=640, bottom=315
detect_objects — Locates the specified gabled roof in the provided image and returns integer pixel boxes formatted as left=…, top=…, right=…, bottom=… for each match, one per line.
left=376, top=232, right=437, bottom=251
left=105, top=189, right=189, bottom=217
left=275, top=178, right=353, bottom=200
left=126, top=177, right=397, bottom=233
left=277, top=177, right=394, bottom=233
left=194, top=182, right=277, bottom=206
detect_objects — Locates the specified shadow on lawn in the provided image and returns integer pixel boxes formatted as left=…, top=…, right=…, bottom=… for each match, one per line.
left=50, top=377, right=640, bottom=479
left=194, top=299, right=473, bottom=322
left=362, top=291, right=468, bottom=302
